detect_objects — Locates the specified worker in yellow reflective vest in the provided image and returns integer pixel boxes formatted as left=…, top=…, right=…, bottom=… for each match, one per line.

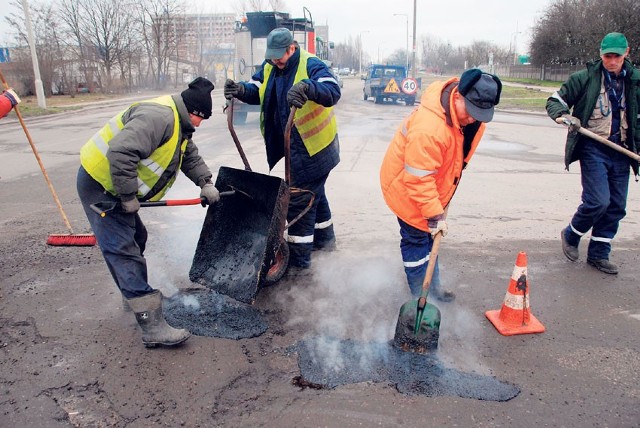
left=224, top=28, right=341, bottom=269
left=77, top=77, right=219, bottom=348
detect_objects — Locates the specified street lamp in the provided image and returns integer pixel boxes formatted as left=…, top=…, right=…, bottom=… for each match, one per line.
left=358, top=30, right=370, bottom=76
left=411, top=0, right=417, bottom=78
left=393, top=13, right=409, bottom=71
left=511, top=21, right=521, bottom=66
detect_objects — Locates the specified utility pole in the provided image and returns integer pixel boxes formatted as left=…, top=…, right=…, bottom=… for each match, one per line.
left=21, top=0, right=46, bottom=108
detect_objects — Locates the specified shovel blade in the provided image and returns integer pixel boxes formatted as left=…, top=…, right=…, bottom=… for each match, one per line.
left=393, top=299, right=441, bottom=354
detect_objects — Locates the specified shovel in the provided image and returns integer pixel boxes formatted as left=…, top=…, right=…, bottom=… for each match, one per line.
left=90, top=191, right=236, bottom=217
left=556, top=117, right=640, bottom=161
left=393, top=230, right=443, bottom=354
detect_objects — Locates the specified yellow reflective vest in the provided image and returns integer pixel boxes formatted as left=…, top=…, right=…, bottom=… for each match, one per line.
left=80, top=95, right=187, bottom=201
left=259, top=50, right=338, bottom=156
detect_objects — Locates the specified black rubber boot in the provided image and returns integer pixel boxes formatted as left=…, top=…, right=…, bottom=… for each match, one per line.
left=561, top=229, right=579, bottom=262
left=126, top=290, right=191, bottom=348
left=587, top=258, right=618, bottom=275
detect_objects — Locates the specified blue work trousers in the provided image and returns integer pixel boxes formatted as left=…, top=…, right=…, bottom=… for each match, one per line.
left=77, top=166, right=153, bottom=298
left=287, top=173, right=335, bottom=268
left=398, top=218, right=441, bottom=298
left=565, top=142, right=630, bottom=260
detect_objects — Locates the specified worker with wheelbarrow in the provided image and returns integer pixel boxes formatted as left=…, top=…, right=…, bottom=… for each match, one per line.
left=380, top=69, right=502, bottom=306
left=224, top=28, right=342, bottom=270
left=76, top=77, right=220, bottom=348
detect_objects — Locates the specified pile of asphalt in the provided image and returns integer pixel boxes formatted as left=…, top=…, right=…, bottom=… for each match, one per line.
left=294, top=337, right=520, bottom=401
left=163, top=289, right=267, bottom=339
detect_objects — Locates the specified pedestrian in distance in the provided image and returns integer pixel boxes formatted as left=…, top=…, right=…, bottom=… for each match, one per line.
left=77, top=77, right=220, bottom=348
left=0, top=88, right=20, bottom=118
left=224, top=27, right=341, bottom=269
left=547, top=32, right=640, bottom=275
left=380, top=68, right=502, bottom=302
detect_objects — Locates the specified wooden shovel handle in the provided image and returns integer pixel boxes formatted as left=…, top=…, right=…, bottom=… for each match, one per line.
left=555, top=117, right=640, bottom=162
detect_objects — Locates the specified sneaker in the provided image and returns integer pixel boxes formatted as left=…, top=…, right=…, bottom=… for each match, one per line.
left=587, top=258, right=618, bottom=275
left=561, top=230, right=579, bottom=262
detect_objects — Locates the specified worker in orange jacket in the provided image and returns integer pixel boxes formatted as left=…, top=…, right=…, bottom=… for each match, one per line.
left=0, top=88, right=20, bottom=118
left=380, top=68, right=502, bottom=301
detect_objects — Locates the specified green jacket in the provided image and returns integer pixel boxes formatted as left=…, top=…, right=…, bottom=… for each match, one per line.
left=546, top=59, right=640, bottom=175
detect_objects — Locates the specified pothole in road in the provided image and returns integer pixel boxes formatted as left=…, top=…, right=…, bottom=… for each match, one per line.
left=293, top=337, right=520, bottom=401
left=163, top=289, right=267, bottom=340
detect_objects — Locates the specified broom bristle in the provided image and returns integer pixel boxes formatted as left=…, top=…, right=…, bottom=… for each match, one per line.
left=46, top=234, right=97, bottom=246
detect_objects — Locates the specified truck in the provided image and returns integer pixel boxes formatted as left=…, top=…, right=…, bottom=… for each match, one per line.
left=228, top=8, right=331, bottom=124
left=362, top=64, right=420, bottom=106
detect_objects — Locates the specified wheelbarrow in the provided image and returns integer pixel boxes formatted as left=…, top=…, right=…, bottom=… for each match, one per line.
left=189, top=101, right=308, bottom=304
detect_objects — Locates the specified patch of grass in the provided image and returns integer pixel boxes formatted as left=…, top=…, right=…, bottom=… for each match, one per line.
left=9, top=92, right=143, bottom=117
left=501, top=77, right=563, bottom=88
left=498, top=85, right=549, bottom=112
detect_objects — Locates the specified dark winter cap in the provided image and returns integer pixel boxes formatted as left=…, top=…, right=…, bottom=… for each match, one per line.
left=600, top=32, right=628, bottom=55
left=458, top=68, right=502, bottom=123
left=181, top=77, right=214, bottom=119
left=265, top=28, right=294, bottom=60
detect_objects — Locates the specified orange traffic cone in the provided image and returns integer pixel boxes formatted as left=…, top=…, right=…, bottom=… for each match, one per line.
left=485, top=251, right=545, bottom=336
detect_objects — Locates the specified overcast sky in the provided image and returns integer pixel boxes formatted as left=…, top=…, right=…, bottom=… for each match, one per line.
left=1, top=0, right=552, bottom=58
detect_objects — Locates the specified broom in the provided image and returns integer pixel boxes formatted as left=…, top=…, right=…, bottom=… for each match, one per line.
left=0, top=68, right=96, bottom=246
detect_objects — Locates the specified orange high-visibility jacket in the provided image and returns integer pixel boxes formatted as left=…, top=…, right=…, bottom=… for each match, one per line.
left=380, top=77, right=486, bottom=232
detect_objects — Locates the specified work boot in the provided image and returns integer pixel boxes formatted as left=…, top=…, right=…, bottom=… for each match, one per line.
left=126, top=290, right=191, bottom=348
left=587, top=258, right=618, bottom=275
left=561, top=230, right=579, bottom=262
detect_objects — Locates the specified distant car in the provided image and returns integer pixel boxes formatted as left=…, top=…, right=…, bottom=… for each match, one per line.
left=338, top=67, right=351, bottom=76
left=329, top=69, right=344, bottom=88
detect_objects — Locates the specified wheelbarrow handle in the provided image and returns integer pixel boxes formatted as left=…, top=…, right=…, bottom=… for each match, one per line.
left=90, top=191, right=235, bottom=217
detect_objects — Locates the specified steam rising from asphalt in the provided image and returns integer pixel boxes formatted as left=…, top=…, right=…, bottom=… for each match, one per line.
left=144, top=202, right=205, bottom=296
left=180, top=294, right=200, bottom=310
left=436, top=271, right=491, bottom=375
left=285, top=252, right=491, bottom=376
left=283, top=251, right=406, bottom=373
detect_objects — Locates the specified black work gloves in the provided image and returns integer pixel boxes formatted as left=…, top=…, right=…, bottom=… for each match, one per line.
left=287, top=81, right=309, bottom=108
left=120, top=195, right=140, bottom=214
left=224, top=79, right=244, bottom=100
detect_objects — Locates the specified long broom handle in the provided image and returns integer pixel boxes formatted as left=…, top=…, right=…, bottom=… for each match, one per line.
left=0, top=68, right=75, bottom=233
left=555, top=117, right=640, bottom=161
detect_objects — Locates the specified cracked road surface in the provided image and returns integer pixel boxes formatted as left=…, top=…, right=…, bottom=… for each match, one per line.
left=1, top=78, right=639, bottom=426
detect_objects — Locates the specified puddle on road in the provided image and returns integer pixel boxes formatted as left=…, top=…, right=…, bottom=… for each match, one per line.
left=294, top=338, right=520, bottom=401
left=476, top=139, right=530, bottom=153
left=163, top=289, right=267, bottom=340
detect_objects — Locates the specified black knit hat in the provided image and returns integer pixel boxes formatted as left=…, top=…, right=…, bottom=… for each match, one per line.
left=458, top=69, right=502, bottom=123
left=181, top=77, right=214, bottom=119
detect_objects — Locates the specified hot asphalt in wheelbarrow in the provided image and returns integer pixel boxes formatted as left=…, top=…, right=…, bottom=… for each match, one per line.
left=189, top=166, right=289, bottom=304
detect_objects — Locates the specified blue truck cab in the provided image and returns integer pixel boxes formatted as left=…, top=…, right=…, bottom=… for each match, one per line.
left=362, top=64, right=418, bottom=106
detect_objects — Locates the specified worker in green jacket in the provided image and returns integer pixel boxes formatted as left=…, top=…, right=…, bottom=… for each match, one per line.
left=546, top=32, right=640, bottom=274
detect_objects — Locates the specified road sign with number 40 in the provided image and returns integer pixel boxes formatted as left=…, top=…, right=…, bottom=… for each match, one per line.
left=401, top=78, right=418, bottom=95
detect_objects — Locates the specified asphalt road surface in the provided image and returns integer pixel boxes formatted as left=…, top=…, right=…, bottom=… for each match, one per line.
left=1, top=77, right=639, bottom=427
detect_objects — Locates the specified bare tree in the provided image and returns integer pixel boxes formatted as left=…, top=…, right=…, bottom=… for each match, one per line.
left=530, top=0, right=640, bottom=65
left=138, top=0, right=185, bottom=89
left=4, top=0, right=66, bottom=95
